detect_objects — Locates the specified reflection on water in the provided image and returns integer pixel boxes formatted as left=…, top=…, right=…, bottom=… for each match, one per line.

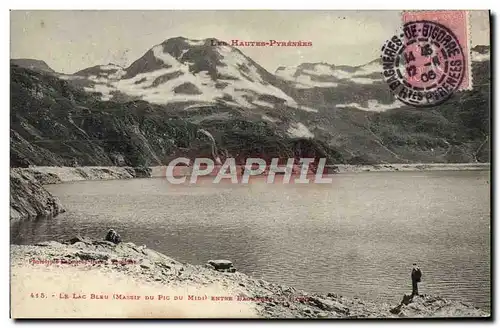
left=11, top=171, right=491, bottom=310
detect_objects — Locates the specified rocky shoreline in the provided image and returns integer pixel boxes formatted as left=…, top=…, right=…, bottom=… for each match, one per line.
left=10, top=169, right=66, bottom=222
left=149, top=163, right=490, bottom=177
left=331, top=163, right=491, bottom=173
left=10, top=166, right=152, bottom=221
left=10, top=236, right=490, bottom=319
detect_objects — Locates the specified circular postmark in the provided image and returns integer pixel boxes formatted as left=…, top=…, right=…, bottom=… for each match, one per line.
left=381, top=20, right=465, bottom=107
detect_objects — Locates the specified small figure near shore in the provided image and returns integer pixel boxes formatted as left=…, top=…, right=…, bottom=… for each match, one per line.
left=105, top=229, right=122, bottom=244
left=411, top=263, right=422, bottom=296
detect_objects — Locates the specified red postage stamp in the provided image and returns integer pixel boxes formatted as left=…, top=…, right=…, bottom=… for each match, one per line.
left=402, top=10, right=471, bottom=91
left=381, top=10, right=471, bottom=107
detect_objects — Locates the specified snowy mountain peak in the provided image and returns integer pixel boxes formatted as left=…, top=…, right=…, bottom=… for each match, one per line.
left=276, top=59, right=383, bottom=89
left=74, top=64, right=126, bottom=80
left=62, top=36, right=302, bottom=110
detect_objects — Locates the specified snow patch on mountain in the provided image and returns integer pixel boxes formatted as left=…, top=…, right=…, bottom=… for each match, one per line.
left=87, top=84, right=115, bottom=101
left=214, top=46, right=300, bottom=108
left=114, top=65, right=217, bottom=104
left=87, top=75, right=110, bottom=83
left=108, top=69, right=127, bottom=80
left=275, top=66, right=297, bottom=79
left=59, top=75, right=85, bottom=81
left=302, top=64, right=333, bottom=76
left=152, top=45, right=180, bottom=67
left=287, top=123, right=314, bottom=139
left=276, top=61, right=382, bottom=88
left=262, top=114, right=279, bottom=123
left=297, top=105, right=318, bottom=113
left=75, top=64, right=126, bottom=79
left=179, top=49, right=189, bottom=60
left=471, top=49, right=490, bottom=62
left=100, top=64, right=124, bottom=71
left=293, top=75, right=339, bottom=89
left=336, top=100, right=404, bottom=112
left=253, top=100, right=275, bottom=108
left=350, top=77, right=378, bottom=85
left=185, top=39, right=206, bottom=46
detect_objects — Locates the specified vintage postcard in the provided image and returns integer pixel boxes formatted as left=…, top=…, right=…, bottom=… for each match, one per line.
left=10, top=10, right=491, bottom=319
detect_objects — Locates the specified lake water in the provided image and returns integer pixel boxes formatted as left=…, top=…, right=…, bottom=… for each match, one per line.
left=11, top=170, right=491, bottom=310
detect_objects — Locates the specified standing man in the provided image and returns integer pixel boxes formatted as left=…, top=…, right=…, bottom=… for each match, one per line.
left=411, top=263, right=422, bottom=296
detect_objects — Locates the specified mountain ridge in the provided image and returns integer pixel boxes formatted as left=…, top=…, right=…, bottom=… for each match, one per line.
left=10, top=39, right=490, bottom=166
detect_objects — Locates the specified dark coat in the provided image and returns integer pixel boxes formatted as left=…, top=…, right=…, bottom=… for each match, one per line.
left=411, top=268, right=422, bottom=282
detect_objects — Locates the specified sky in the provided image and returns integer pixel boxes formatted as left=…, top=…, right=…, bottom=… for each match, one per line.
left=10, top=10, right=490, bottom=74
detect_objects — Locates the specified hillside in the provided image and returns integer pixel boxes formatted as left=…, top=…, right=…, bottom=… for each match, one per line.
left=10, top=59, right=55, bottom=73
left=10, top=64, right=343, bottom=167
left=10, top=40, right=490, bottom=166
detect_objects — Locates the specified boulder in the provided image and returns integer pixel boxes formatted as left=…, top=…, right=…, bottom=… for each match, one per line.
left=65, top=235, right=91, bottom=245
left=208, top=260, right=232, bottom=269
left=34, top=241, right=63, bottom=247
left=133, top=166, right=152, bottom=178
left=105, top=229, right=122, bottom=244
left=10, top=169, right=65, bottom=221
left=29, top=171, right=62, bottom=185
left=387, top=294, right=487, bottom=318
left=140, top=260, right=151, bottom=269
left=206, top=260, right=236, bottom=273
left=390, top=294, right=414, bottom=315
left=75, top=251, right=109, bottom=261
left=308, top=296, right=350, bottom=315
